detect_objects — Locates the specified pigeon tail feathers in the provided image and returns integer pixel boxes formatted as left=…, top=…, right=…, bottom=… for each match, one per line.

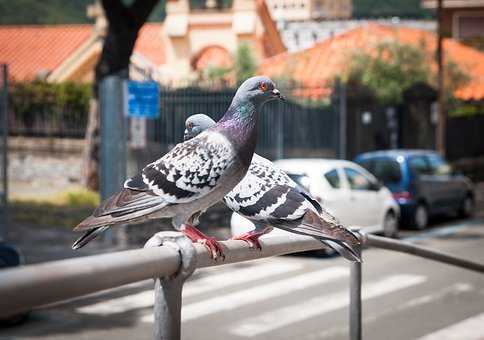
left=286, top=209, right=362, bottom=262
left=72, top=226, right=109, bottom=250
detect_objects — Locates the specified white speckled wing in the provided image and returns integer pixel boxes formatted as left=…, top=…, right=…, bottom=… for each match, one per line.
left=223, top=154, right=315, bottom=221
left=125, top=131, right=236, bottom=204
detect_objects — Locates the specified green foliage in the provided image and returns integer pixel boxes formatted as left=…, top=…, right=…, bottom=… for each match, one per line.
left=0, top=0, right=165, bottom=24
left=345, top=40, right=469, bottom=105
left=234, top=42, right=257, bottom=85
left=10, top=81, right=91, bottom=130
left=203, top=65, right=231, bottom=84
left=65, top=188, right=100, bottom=207
left=353, top=0, right=434, bottom=19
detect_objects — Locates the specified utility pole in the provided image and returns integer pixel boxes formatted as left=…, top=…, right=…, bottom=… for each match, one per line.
left=99, top=75, right=127, bottom=247
left=436, top=0, right=446, bottom=155
left=338, top=79, right=347, bottom=159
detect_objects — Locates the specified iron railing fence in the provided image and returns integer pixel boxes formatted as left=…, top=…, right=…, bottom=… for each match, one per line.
left=0, top=231, right=483, bottom=340
left=7, top=83, right=340, bottom=159
left=153, top=85, right=338, bottom=160
left=0, top=65, right=8, bottom=240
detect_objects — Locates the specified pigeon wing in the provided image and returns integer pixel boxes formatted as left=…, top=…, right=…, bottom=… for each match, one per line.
left=223, top=154, right=306, bottom=220
left=76, top=132, right=235, bottom=230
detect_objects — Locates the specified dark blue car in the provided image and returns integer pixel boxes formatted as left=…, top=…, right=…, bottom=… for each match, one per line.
left=355, top=150, right=474, bottom=229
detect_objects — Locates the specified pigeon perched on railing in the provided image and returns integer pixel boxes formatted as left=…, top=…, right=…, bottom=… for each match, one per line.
left=184, top=114, right=361, bottom=262
left=72, top=76, right=284, bottom=259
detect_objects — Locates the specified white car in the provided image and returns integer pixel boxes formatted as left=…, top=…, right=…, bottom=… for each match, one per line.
left=231, top=158, right=400, bottom=240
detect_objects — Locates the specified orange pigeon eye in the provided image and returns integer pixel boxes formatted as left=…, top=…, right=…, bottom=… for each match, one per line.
left=259, top=83, right=268, bottom=91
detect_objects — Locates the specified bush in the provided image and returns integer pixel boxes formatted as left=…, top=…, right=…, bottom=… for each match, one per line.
left=9, top=81, right=91, bottom=136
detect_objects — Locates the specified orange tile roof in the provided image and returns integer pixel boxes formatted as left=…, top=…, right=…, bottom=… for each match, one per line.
left=133, top=23, right=165, bottom=66
left=259, top=23, right=484, bottom=101
left=0, top=25, right=93, bottom=81
left=0, top=23, right=165, bottom=81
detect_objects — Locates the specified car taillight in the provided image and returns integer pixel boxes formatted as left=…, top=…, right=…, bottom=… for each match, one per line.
left=393, top=191, right=411, bottom=200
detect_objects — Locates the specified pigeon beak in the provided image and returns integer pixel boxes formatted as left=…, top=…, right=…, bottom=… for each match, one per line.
left=272, top=88, right=285, bottom=101
left=183, top=129, right=191, bottom=141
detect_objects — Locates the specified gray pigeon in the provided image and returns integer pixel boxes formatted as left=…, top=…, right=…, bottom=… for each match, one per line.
left=184, top=114, right=361, bottom=262
left=72, top=76, right=284, bottom=258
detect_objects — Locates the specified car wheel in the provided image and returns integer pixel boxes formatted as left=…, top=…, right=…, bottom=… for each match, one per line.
left=459, top=195, right=474, bottom=218
left=411, top=204, right=428, bottom=230
left=383, top=211, right=399, bottom=238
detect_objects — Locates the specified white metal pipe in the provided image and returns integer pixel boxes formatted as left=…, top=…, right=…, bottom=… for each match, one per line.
left=0, top=247, right=180, bottom=318
left=0, top=234, right=327, bottom=319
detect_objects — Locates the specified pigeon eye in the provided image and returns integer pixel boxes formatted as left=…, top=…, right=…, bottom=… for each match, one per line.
left=259, top=83, right=268, bottom=92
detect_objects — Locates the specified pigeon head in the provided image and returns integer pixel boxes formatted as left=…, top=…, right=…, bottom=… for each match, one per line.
left=233, top=76, right=284, bottom=108
left=184, top=114, right=216, bottom=141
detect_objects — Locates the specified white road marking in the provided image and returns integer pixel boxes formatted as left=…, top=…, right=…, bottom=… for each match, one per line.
left=305, top=283, right=474, bottom=340
left=141, top=266, right=349, bottom=323
left=184, top=261, right=304, bottom=298
left=77, top=261, right=303, bottom=315
left=417, top=312, right=484, bottom=340
left=403, top=221, right=481, bottom=242
left=230, top=274, right=427, bottom=337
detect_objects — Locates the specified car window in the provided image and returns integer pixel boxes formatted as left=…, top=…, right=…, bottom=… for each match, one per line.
left=426, top=154, right=451, bottom=176
left=409, top=156, right=430, bottom=175
left=344, top=167, right=372, bottom=190
left=324, top=169, right=341, bottom=189
left=287, top=173, right=310, bottom=190
left=371, top=158, right=402, bottom=184
left=357, top=159, right=374, bottom=173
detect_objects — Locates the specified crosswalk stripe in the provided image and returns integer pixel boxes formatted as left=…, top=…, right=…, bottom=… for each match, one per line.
left=184, top=261, right=304, bottom=298
left=305, top=283, right=474, bottom=340
left=417, top=313, right=484, bottom=340
left=230, top=274, right=427, bottom=337
left=141, top=266, right=349, bottom=323
left=77, top=261, right=303, bottom=315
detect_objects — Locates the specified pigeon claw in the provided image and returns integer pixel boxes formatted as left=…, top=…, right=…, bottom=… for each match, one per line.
left=182, top=224, right=225, bottom=260
left=197, top=237, right=225, bottom=260
left=232, top=231, right=265, bottom=251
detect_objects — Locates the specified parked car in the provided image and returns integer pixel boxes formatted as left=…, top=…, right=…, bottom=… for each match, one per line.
left=0, top=241, right=29, bottom=325
left=354, top=150, right=474, bottom=230
left=230, top=158, right=400, bottom=242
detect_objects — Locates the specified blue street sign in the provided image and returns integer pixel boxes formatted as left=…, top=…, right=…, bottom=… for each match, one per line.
left=126, top=81, right=160, bottom=119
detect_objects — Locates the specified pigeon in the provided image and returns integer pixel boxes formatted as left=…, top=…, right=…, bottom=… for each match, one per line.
left=184, top=114, right=361, bottom=261
left=72, top=76, right=284, bottom=258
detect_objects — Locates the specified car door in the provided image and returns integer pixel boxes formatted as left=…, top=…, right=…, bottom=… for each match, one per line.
left=408, top=155, right=448, bottom=213
left=426, top=154, right=462, bottom=209
left=319, top=168, right=354, bottom=225
left=342, top=167, right=380, bottom=227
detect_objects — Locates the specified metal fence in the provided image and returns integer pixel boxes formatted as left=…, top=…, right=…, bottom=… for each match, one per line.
left=0, top=231, right=483, bottom=340
left=153, top=86, right=338, bottom=160
left=0, top=65, right=8, bottom=240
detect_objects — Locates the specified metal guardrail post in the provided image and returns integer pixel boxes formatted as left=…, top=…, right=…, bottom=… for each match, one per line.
left=145, top=232, right=197, bottom=340
left=349, top=249, right=362, bottom=340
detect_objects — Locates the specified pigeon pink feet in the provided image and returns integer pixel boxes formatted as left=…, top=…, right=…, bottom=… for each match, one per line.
left=232, top=230, right=269, bottom=250
left=182, top=224, right=225, bottom=260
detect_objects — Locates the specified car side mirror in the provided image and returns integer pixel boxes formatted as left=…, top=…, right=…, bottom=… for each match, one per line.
left=370, top=181, right=382, bottom=191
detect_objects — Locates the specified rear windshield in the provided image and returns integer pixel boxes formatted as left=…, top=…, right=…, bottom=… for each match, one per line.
left=287, top=173, right=310, bottom=190
left=362, top=158, right=402, bottom=184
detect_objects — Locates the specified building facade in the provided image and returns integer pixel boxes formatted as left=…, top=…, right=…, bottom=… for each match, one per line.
left=266, top=0, right=352, bottom=22
left=422, top=0, right=484, bottom=50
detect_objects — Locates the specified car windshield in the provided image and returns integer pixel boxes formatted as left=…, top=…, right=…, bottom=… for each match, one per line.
left=371, top=158, right=402, bottom=184
left=427, top=154, right=451, bottom=175
left=287, top=173, right=310, bottom=190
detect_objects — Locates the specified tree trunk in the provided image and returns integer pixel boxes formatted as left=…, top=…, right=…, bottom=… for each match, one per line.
left=82, top=0, right=160, bottom=191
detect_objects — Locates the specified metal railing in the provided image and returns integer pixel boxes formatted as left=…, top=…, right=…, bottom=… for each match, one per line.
left=0, top=231, right=483, bottom=340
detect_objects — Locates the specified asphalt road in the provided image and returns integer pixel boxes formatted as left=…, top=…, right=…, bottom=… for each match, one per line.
left=1, top=217, right=484, bottom=340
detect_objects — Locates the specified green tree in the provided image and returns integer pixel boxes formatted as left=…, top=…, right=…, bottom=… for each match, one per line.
left=234, top=42, right=257, bottom=85
left=345, top=40, right=469, bottom=104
